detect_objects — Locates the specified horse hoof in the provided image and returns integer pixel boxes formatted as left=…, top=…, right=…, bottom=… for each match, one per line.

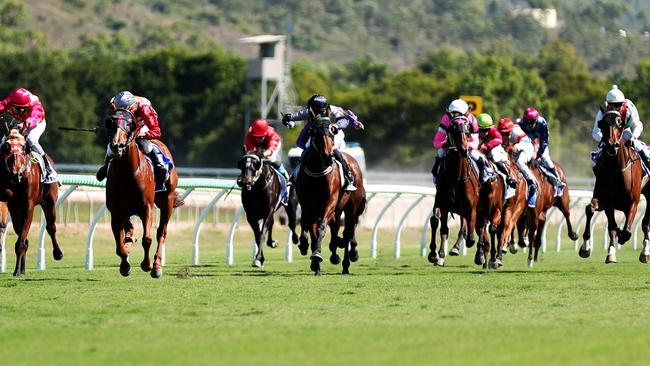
left=13, top=270, right=22, bottom=277
left=267, top=240, right=278, bottom=248
left=435, top=258, right=445, bottom=267
left=53, top=250, right=64, bottom=261
left=466, top=239, right=475, bottom=248
left=330, top=254, right=341, bottom=265
left=292, top=234, right=299, bottom=244
left=605, top=255, right=617, bottom=264
left=449, top=247, right=460, bottom=256
left=639, top=253, right=650, bottom=263
left=253, top=260, right=263, bottom=268
left=151, top=267, right=163, bottom=278
left=310, top=260, right=321, bottom=274
left=310, top=253, right=323, bottom=262
left=342, top=268, right=350, bottom=275
left=569, top=232, right=579, bottom=241
left=474, top=254, right=484, bottom=266
left=120, top=261, right=131, bottom=277
left=299, top=246, right=308, bottom=256
left=496, top=259, right=503, bottom=268
left=488, top=260, right=496, bottom=270
left=508, top=244, right=518, bottom=254
left=141, top=261, right=153, bottom=272
left=349, top=249, right=359, bottom=262
left=578, top=248, right=591, bottom=259
left=427, top=252, right=436, bottom=264
left=527, top=259, right=534, bottom=268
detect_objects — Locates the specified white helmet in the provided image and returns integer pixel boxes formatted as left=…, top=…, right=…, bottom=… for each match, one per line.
left=448, top=99, right=469, bottom=114
left=606, top=85, right=625, bottom=104
left=112, top=91, right=137, bottom=110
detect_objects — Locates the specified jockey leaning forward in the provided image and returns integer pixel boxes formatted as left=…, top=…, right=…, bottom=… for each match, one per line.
left=476, top=113, right=517, bottom=188
left=497, top=117, right=538, bottom=207
left=282, top=94, right=364, bottom=192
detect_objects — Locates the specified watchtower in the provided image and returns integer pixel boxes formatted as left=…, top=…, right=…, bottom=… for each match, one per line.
left=240, top=34, right=295, bottom=133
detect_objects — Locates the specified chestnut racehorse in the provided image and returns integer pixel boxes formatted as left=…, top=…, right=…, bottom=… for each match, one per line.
left=579, top=108, right=650, bottom=263
left=238, top=151, right=299, bottom=267
left=295, top=115, right=366, bottom=276
left=0, top=127, right=62, bottom=276
left=429, top=115, right=483, bottom=267
left=105, top=109, right=181, bottom=278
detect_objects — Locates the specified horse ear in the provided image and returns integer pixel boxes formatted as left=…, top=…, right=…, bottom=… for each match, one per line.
left=600, top=105, right=606, bottom=114
left=242, top=145, right=247, bottom=154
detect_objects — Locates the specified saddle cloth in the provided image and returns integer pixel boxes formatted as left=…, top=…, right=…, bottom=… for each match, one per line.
left=271, top=167, right=290, bottom=212
left=144, top=144, right=175, bottom=192
left=30, top=152, right=58, bottom=184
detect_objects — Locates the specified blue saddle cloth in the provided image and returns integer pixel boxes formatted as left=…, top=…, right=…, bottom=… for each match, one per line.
left=272, top=167, right=289, bottom=211
left=148, top=144, right=174, bottom=192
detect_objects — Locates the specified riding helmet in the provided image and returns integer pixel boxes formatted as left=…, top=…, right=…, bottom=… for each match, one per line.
left=307, top=94, right=329, bottom=115
left=9, top=88, right=31, bottom=107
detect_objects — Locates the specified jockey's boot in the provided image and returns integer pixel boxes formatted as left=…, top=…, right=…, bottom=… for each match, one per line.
left=334, top=149, right=356, bottom=191
left=547, top=166, right=566, bottom=197
left=526, top=180, right=538, bottom=208
left=147, top=151, right=169, bottom=182
left=277, top=164, right=292, bottom=187
left=41, top=153, right=58, bottom=182
left=638, top=148, right=650, bottom=172
left=496, top=161, right=517, bottom=188
left=477, top=157, right=496, bottom=185
left=96, top=155, right=111, bottom=181
left=431, top=156, right=442, bottom=185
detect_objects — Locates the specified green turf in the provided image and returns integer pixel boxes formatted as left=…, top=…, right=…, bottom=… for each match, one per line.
left=1, top=225, right=649, bottom=366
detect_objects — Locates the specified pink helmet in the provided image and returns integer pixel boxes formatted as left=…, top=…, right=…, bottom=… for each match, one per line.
left=251, top=119, right=269, bottom=137
left=9, top=88, right=31, bottom=107
left=523, top=107, right=539, bottom=122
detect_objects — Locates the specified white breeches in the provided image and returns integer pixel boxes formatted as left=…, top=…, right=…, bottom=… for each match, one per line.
left=487, top=145, right=508, bottom=163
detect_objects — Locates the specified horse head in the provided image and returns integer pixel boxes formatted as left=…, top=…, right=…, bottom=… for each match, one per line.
left=446, top=115, right=471, bottom=157
left=1, top=128, right=29, bottom=184
left=308, top=116, right=336, bottom=164
left=237, top=152, right=264, bottom=192
left=598, top=108, right=624, bottom=157
left=108, top=109, right=138, bottom=158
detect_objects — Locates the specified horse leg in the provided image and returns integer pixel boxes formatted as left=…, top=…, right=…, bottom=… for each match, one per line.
left=15, top=204, right=35, bottom=276
left=329, top=217, right=341, bottom=265
left=298, top=212, right=310, bottom=256
left=579, top=200, right=598, bottom=258
left=112, top=216, right=130, bottom=277
left=124, top=219, right=136, bottom=246
left=605, top=209, right=619, bottom=264
left=619, top=202, right=638, bottom=245
left=533, top=218, right=546, bottom=263
left=517, top=217, right=528, bottom=248
left=437, top=212, right=450, bottom=262
left=449, top=218, right=466, bottom=256
left=341, top=205, right=359, bottom=274
left=557, top=193, right=579, bottom=241
left=41, top=197, right=63, bottom=261
left=286, top=192, right=300, bottom=244
left=10, top=208, right=26, bottom=276
left=428, top=207, right=442, bottom=265
left=247, top=215, right=264, bottom=268
left=489, top=223, right=500, bottom=269
left=309, top=219, right=325, bottom=276
left=527, top=214, right=537, bottom=268
left=139, top=206, right=154, bottom=273
left=474, top=221, right=487, bottom=267
left=151, top=195, right=174, bottom=278
left=265, top=212, right=278, bottom=249
left=640, top=200, right=650, bottom=263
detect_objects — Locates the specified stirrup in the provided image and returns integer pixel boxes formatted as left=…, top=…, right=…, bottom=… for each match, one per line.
left=345, top=183, right=357, bottom=192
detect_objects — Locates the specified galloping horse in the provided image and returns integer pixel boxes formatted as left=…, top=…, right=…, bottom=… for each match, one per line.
left=238, top=151, right=299, bottom=267
left=105, top=109, right=181, bottom=278
left=429, top=115, right=482, bottom=266
left=0, top=126, right=62, bottom=276
left=525, top=159, right=578, bottom=267
left=295, top=115, right=366, bottom=275
left=580, top=108, right=650, bottom=263
left=497, top=146, right=529, bottom=259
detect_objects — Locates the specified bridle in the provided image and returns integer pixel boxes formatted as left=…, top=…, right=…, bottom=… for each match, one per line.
left=109, top=109, right=138, bottom=157
left=2, top=129, right=28, bottom=181
left=599, top=110, right=623, bottom=157
left=303, top=118, right=336, bottom=177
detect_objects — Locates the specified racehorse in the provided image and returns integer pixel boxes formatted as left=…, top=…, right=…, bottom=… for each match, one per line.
left=579, top=108, right=650, bottom=263
left=525, top=159, right=578, bottom=267
left=0, top=126, right=62, bottom=276
left=238, top=151, right=299, bottom=267
left=429, top=115, right=482, bottom=266
left=497, top=146, right=530, bottom=259
left=105, top=109, right=181, bottom=278
left=295, top=115, right=366, bottom=275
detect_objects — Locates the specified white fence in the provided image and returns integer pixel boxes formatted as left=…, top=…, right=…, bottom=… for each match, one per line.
left=0, top=174, right=640, bottom=272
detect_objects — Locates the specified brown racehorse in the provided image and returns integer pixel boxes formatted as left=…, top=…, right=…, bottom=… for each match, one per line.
left=525, top=159, right=578, bottom=267
left=238, top=151, right=299, bottom=267
left=0, top=127, right=62, bottom=276
left=105, top=109, right=181, bottom=278
left=496, top=146, right=529, bottom=261
left=429, top=115, right=482, bottom=266
left=477, top=159, right=505, bottom=269
left=295, top=115, right=366, bottom=276
left=579, top=109, right=650, bottom=263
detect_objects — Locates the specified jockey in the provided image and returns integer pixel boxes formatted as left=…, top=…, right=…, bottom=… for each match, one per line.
left=282, top=94, right=364, bottom=191
left=432, top=99, right=495, bottom=186
left=518, top=107, right=566, bottom=197
left=0, top=87, right=57, bottom=183
left=242, top=118, right=291, bottom=184
left=497, top=118, right=538, bottom=207
left=96, top=91, right=168, bottom=182
left=476, top=113, right=516, bottom=188
left=592, top=85, right=650, bottom=169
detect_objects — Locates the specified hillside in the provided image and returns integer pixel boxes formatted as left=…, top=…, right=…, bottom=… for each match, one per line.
left=14, top=0, right=650, bottom=75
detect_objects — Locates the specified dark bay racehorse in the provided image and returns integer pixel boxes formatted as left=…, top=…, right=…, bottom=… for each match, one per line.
left=525, top=159, right=578, bottom=267
left=238, top=151, right=299, bottom=267
left=580, top=108, right=650, bottom=263
left=295, top=116, right=366, bottom=275
left=477, top=159, right=505, bottom=269
left=105, top=109, right=181, bottom=278
left=0, top=127, right=62, bottom=276
left=429, top=116, right=481, bottom=266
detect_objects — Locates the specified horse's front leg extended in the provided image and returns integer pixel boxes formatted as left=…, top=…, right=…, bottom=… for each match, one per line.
left=309, top=219, right=325, bottom=276
left=580, top=200, right=598, bottom=258
left=428, top=207, right=446, bottom=266
left=139, top=206, right=154, bottom=273
left=247, top=215, right=264, bottom=268
left=328, top=216, right=342, bottom=265
left=605, top=209, right=618, bottom=264
left=112, top=216, right=129, bottom=277
left=619, top=201, right=638, bottom=244
left=265, top=211, right=278, bottom=249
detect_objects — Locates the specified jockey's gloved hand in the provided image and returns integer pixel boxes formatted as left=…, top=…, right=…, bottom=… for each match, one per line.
left=282, top=114, right=295, bottom=128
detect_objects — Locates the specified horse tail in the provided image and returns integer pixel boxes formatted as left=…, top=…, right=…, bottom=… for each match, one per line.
left=173, top=191, right=185, bottom=208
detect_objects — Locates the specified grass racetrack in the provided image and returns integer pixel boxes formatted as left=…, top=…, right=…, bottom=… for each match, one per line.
left=1, top=224, right=650, bottom=366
